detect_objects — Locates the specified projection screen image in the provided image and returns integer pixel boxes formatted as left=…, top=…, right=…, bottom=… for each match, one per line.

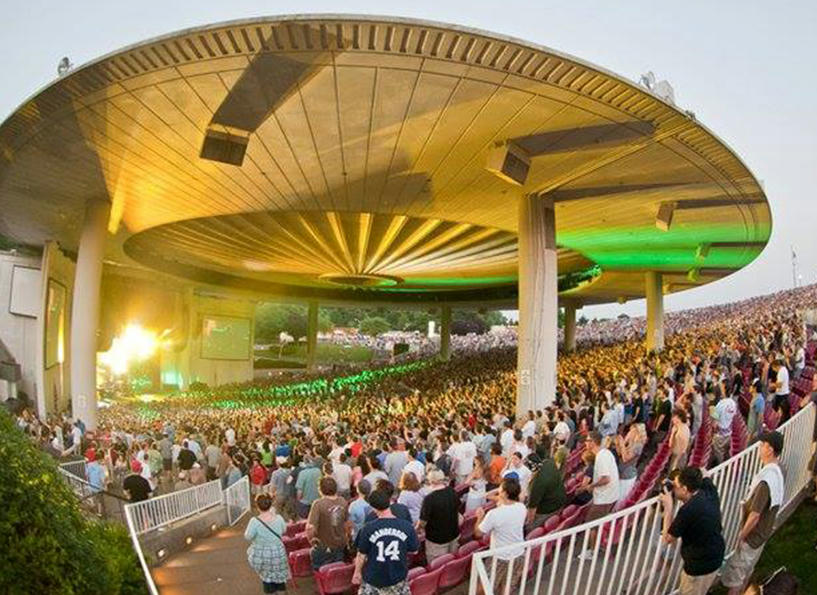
left=45, top=280, right=66, bottom=368
left=200, top=316, right=251, bottom=360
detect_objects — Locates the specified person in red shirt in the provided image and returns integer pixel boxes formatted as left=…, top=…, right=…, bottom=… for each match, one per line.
left=84, top=441, right=97, bottom=463
left=250, top=457, right=268, bottom=495
left=350, top=436, right=364, bottom=459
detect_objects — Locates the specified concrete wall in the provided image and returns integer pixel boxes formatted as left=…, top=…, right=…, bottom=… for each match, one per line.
left=0, top=252, right=40, bottom=401
left=142, top=506, right=228, bottom=567
left=36, top=242, right=75, bottom=418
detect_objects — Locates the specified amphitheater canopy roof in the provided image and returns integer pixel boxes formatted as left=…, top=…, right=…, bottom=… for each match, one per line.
left=0, top=15, right=770, bottom=305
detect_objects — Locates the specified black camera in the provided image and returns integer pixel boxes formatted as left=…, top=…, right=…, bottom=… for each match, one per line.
left=662, top=479, right=674, bottom=493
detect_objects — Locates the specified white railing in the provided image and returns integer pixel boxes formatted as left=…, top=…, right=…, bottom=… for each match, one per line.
left=470, top=404, right=816, bottom=595
left=126, top=479, right=223, bottom=536
left=224, top=475, right=252, bottom=526
left=59, top=459, right=87, bottom=481
left=58, top=465, right=96, bottom=498
left=124, top=505, right=160, bottom=595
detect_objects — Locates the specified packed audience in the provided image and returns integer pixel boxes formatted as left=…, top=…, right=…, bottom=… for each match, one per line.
left=12, top=284, right=817, bottom=594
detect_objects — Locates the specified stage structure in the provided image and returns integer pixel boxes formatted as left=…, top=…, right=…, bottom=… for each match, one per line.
left=0, top=15, right=770, bottom=425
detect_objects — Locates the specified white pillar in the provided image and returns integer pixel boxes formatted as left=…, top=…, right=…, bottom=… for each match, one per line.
left=517, top=194, right=558, bottom=417
left=645, top=271, right=665, bottom=352
left=564, top=301, right=577, bottom=352
left=440, top=305, right=451, bottom=361
left=306, top=301, right=318, bottom=370
left=69, top=199, right=110, bottom=430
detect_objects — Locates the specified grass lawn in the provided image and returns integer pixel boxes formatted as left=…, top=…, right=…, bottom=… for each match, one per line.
left=713, top=501, right=817, bottom=592
left=254, top=343, right=373, bottom=364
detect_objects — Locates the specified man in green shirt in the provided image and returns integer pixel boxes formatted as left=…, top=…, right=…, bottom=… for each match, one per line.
left=295, top=457, right=323, bottom=519
left=525, top=447, right=567, bottom=531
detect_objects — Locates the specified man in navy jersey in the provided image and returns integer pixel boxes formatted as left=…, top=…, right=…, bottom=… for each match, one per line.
left=353, top=489, right=419, bottom=594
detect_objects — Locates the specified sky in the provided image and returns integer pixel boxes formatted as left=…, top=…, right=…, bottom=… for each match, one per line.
left=1, top=0, right=815, bottom=320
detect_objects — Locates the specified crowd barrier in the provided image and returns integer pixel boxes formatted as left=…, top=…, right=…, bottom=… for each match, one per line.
left=469, top=403, right=816, bottom=595
left=126, top=479, right=224, bottom=536
left=60, top=460, right=252, bottom=595
left=225, top=476, right=252, bottom=526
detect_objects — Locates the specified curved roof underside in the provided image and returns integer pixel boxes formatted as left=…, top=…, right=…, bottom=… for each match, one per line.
left=0, top=15, right=770, bottom=305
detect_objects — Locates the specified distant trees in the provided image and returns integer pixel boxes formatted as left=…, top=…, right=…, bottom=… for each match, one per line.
left=255, top=302, right=509, bottom=339
left=358, top=316, right=391, bottom=336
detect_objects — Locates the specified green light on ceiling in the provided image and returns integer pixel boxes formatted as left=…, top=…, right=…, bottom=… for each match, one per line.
left=558, top=223, right=769, bottom=270
left=401, top=276, right=518, bottom=286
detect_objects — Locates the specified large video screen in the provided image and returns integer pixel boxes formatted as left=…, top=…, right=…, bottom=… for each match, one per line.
left=45, top=280, right=66, bottom=368
left=200, top=316, right=251, bottom=360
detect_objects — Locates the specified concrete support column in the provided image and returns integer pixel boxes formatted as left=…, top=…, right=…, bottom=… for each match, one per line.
left=69, top=199, right=110, bottom=430
left=517, top=194, right=558, bottom=417
left=645, top=271, right=665, bottom=353
left=306, top=301, right=318, bottom=370
left=564, top=301, right=577, bottom=352
left=440, top=305, right=451, bottom=361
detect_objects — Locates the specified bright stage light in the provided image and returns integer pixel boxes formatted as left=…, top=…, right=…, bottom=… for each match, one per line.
left=99, top=324, right=159, bottom=375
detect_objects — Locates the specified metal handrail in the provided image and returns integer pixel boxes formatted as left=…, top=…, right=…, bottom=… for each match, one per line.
left=126, top=479, right=224, bottom=536
left=469, top=404, right=816, bottom=595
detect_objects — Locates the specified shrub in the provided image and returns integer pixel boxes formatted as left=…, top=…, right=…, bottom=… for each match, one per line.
left=0, top=410, right=146, bottom=594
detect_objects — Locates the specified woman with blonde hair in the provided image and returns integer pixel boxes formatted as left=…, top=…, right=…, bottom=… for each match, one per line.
left=397, top=471, right=423, bottom=523
left=464, top=456, right=487, bottom=513
left=616, top=423, right=646, bottom=500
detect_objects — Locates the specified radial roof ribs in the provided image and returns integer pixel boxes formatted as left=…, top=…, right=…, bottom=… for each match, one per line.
left=0, top=15, right=770, bottom=304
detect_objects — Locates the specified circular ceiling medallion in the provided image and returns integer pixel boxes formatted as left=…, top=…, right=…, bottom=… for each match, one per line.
left=319, top=273, right=402, bottom=287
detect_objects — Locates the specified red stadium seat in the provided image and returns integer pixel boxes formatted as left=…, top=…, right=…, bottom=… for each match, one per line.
left=315, top=562, right=355, bottom=595
left=426, top=553, right=455, bottom=572
left=285, top=520, right=307, bottom=537
left=438, top=555, right=473, bottom=589
left=526, top=526, right=546, bottom=540
left=283, top=532, right=310, bottom=553
left=543, top=514, right=561, bottom=533
left=560, top=504, right=578, bottom=520
left=456, top=540, right=484, bottom=558
left=406, top=567, right=426, bottom=582
left=288, top=547, right=313, bottom=581
left=458, top=514, right=478, bottom=544
left=410, top=567, right=443, bottom=595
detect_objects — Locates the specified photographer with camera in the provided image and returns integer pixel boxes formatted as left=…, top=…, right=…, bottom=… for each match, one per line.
left=660, top=467, right=725, bottom=595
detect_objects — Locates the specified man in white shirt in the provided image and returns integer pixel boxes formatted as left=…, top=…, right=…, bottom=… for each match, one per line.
left=553, top=412, right=571, bottom=444
left=499, top=421, right=514, bottom=457
left=508, top=429, right=530, bottom=461
left=449, top=430, right=477, bottom=484
left=329, top=437, right=345, bottom=464
left=332, top=452, right=354, bottom=499
left=713, top=395, right=738, bottom=464
left=225, top=426, right=236, bottom=447
left=521, top=411, right=537, bottom=440
left=579, top=431, right=620, bottom=560
left=403, top=447, right=425, bottom=484
left=770, top=359, right=791, bottom=422
left=475, top=476, right=526, bottom=592
left=502, top=452, right=532, bottom=497
left=384, top=439, right=409, bottom=487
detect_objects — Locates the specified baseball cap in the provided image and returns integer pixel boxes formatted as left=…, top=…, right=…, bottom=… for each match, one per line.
left=758, top=431, right=784, bottom=456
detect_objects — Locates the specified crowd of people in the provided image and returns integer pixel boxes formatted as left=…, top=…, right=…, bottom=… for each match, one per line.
left=12, top=284, right=817, bottom=594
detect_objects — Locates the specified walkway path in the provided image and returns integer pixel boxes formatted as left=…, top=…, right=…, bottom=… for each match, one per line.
left=151, top=518, right=315, bottom=595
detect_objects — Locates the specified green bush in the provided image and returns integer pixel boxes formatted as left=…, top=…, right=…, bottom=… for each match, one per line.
left=0, top=410, right=147, bottom=594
